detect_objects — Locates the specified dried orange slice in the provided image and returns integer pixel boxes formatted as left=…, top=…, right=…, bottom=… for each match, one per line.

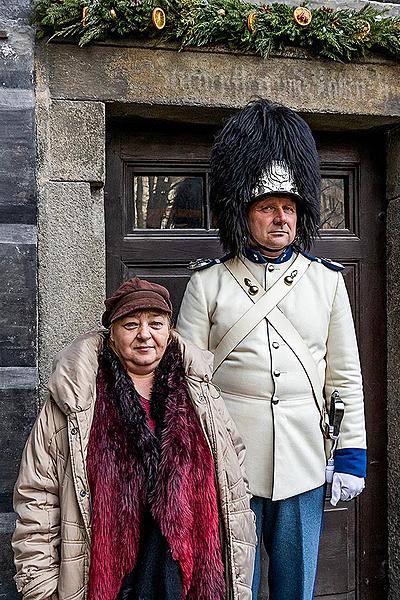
left=293, top=6, right=312, bottom=26
left=152, top=7, right=166, bottom=30
left=247, top=11, right=257, bottom=33
left=81, top=6, right=89, bottom=27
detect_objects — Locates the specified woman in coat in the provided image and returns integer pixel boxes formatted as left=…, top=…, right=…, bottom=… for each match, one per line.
left=12, top=277, right=256, bottom=600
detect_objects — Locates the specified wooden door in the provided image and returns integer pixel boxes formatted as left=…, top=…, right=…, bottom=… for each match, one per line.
left=105, top=118, right=387, bottom=599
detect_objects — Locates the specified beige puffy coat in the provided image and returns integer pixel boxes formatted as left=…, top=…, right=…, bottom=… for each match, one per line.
left=12, top=331, right=256, bottom=600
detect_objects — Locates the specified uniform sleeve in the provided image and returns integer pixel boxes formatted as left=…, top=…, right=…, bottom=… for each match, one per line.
left=324, top=273, right=367, bottom=477
left=176, top=271, right=212, bottom=351
left=12, top=398, right=61, bottom=600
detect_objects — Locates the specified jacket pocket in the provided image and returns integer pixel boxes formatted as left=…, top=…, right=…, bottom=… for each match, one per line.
left=17, top=570, right=59, bottom=600
left=58, top=545, right=86, bottom=600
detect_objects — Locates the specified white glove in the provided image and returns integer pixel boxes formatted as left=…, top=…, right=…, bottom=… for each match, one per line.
left=330, top=472, right=365, bottom=506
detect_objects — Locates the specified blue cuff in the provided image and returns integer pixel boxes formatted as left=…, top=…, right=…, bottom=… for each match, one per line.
left=334, top=448, right=367, bottom=478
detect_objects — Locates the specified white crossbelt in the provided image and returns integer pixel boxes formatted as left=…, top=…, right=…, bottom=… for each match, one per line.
left=213, top=253, right=328, bottom=426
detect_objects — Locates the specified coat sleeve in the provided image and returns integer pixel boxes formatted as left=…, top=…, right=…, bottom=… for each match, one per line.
left=210, top=383, right=250, bottom=494
left=324, top=273, right=367, bottom=477
left=176, top=271, right=212, bottom=351
left=12, top=397, right=62, bottom=600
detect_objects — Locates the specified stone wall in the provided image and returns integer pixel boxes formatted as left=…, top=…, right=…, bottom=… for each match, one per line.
left=43, top=42, right=400, bottom=123
left=387, top=126, right=400, bottom=600
left=1, top=0, right=399, bottom=595
left=36, top=94, right=106, bottom=395
left=0, top=0, right=36, bottom=598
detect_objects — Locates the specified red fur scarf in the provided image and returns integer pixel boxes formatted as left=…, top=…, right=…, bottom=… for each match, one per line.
left=86, top=338, right=225, bottom=600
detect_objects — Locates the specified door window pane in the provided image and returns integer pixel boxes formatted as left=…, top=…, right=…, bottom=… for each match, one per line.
left=320, top=177, right=346, bottom=229
left=132, top=174, right=205, bottom=229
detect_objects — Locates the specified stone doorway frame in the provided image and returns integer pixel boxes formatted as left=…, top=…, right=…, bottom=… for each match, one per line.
left=35, top=39, right=400, bottom=597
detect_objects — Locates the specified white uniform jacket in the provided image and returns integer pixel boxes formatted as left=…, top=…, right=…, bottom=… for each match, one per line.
left=177, top=251, right=367, bottom=501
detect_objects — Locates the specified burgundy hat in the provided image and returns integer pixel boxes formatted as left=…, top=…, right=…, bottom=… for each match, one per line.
left=102, top=277, right=172, bottom=328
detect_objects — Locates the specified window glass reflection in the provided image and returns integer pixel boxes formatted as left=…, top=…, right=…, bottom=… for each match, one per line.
left=320, top=178, right=346, bottom=229
left=133, top=174, right=205, bottom=229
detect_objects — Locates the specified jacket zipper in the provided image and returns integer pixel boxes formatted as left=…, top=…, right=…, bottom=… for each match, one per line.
left=68, top=413, right=91, bottom=600
left=67, top=415, right=91, bottom=539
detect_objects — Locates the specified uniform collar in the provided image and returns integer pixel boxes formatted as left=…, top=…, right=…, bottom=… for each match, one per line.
left=243, top=245, right=294, bottom=264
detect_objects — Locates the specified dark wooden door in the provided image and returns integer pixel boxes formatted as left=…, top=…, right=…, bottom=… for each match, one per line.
left=105, top=118, right=387, bottom=599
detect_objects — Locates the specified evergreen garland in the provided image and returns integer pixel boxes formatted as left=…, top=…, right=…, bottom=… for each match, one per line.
left=34, top=0, right=400, bottom=61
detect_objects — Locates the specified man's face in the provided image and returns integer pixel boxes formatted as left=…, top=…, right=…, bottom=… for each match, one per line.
left=247, top=195, right=297, bottom=255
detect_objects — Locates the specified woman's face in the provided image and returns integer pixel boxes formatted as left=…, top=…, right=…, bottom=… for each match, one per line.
left=110, top=310, right=170, bottom=374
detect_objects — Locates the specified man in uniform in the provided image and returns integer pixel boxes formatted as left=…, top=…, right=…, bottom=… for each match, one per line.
left=176, top=99, right=367, bottom=600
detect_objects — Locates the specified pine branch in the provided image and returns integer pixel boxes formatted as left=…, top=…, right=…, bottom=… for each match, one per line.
left=33, top=0, right=400, bottom=62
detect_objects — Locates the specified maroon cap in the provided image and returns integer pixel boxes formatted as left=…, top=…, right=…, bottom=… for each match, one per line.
left=102, top=277, right=172, bottom=328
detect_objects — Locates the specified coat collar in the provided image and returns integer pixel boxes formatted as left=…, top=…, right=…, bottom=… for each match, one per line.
left=243, top=244, right=294, bottom=264
left=48, top=330, right=213, bottom=416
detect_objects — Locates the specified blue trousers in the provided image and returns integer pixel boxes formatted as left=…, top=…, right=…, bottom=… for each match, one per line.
left=251, top=485, right=325, bottom=600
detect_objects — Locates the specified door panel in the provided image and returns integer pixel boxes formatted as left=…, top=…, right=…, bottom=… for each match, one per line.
left=105, top=118, right=387, bottom=599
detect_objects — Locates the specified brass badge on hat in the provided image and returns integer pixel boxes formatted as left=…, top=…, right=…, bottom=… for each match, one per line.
left=293, top=6, right=312, bottom=26
left=152, top=7, right=166, bottom=30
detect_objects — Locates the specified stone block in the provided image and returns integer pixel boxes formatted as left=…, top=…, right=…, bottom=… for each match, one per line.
left=387, top=192, right=400, bottom=600
left=44, top=42, right=400, bottom=119
left=0, top=387, right=37, bottom=513
left=0, top=0, right=32, bottom=24
left=388, top=386, right=400, bottom=600
left=0, top=238, right=36, bottom=367
left=48, top=100, right=105, bottom=184
left=0, top=27, right=34, bottom=90
left=0, top=108, right=35, bottom=212
left=0, top=523, right=20, bottom=600
left=387, top=197, right=400, bottom=305
left=38, top=181, right=105, bottom=395
left=0, top=367, right=37, bottom=391
left=387, top=128, right=400, bottom=201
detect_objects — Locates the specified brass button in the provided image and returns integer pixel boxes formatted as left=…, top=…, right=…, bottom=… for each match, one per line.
left=268, top=264, right=275, bottom=272
left=272, top=342, right=279, bottom=349
left=273, top=370, right=281, bottom=377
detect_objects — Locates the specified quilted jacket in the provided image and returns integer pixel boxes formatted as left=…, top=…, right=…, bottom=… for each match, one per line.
left=12, top=331, right=256, bottom=600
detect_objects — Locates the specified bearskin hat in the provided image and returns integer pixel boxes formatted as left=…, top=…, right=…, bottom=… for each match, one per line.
left=210, top=99, right=321, bottom=255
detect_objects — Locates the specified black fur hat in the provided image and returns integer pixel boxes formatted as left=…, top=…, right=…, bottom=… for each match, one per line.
left=210, top=99, right=320, bottom=255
